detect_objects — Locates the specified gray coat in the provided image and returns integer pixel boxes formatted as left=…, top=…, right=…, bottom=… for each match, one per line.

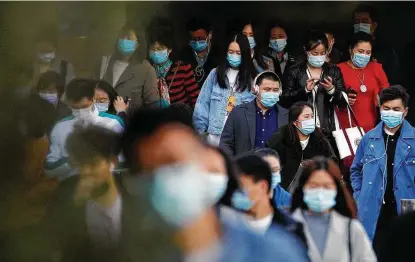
left=292, top=209, right=376, bottom=262
left=100, top=56, right=159, bottom=112
left=220, top=100, right=288, bottom=156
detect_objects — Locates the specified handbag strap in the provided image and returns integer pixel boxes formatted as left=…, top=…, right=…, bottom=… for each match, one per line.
left=339, top=91, right=364, bottom=137
left=168, top=61, right=181, bottom=91
left=348, top=218, right=353, bottom=262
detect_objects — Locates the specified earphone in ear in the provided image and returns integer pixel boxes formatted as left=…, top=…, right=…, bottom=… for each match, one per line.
left=253, top=84, right=259, bottom=95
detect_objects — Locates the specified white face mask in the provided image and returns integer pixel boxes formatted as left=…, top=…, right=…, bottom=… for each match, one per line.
left=205, top=174, right=229, bottom=203
left=72, top=104, right=95, bottom=118
left=38, top=52, right=56, bottom=63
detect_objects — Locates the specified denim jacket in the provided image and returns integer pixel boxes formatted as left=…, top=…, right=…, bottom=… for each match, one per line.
left=193, top=68, right=255, bottom=135
left=351, top=120, right=415, bottom=240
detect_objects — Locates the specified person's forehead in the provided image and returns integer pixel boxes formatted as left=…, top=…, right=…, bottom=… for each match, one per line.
left=191, top=29, right=208, bottom=37
left=203, top=148, right=226, bottom=173
left=271, top=27, right=286, bottom=35
left=137, top=124, right=204, bottom=170
left=228, top=41, right=240, bottom=51
left=355, top=12, right=371, bottom=20
left=260, top=78, right=280, bottom=88
left=382, top=98, right=405, bottom=108
left=263, top=155, right=280, bottom=167
left=95, top=88, right=108, bottom=96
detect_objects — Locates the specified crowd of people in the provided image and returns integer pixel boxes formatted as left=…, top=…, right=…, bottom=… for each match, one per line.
left=3, top=3, right=415, bottom=262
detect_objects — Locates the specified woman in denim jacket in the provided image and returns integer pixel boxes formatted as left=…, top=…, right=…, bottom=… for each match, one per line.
left=193, top=33, right=257, bottom=146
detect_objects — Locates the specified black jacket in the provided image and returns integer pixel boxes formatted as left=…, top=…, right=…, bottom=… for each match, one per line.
left=265, top=125, right=337, bottom=189
left=268, top=49, right=298, bottom=81
left=280, top=61, right=347, bottom=134
left=220, top=100, right=288, bottom=156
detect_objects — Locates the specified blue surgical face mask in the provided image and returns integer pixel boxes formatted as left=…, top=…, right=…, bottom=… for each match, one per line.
left=227, top=53, right=242, bottom=68
left=269, top=39, right=287, bottom=52
left=206, top=174, right=229, bottom=204
left=189, top=40, right=209, bottom=52
left=118, top=39, right=136, bottom=56
left=231, top=190, right=253, bottom=211
left=296, top=118, right=315, bottom=135
left=352, top=52, right=371, bottom=68
left=354, top=23, right=372, bottom=35
left=151, top=163, right=214, bottom=227
left=95, top=102, right=109, bottom=112
left=303, top=188, right=337, bottom=213
left=150, top=49, right=169, bottom=65
left=260, top=92, right=280, bottom=108
left=247, top=36, right=256, bottom=49
left=307, top=53, right=326, bottom=68
left=271, top=172, right=281, bottom=189
left=381, top=110, right=404, bottom=128
left=39, top=92, right=58, bottom=106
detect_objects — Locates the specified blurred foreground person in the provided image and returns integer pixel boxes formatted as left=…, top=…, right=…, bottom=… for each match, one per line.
left=122, top=107, right=310, bottom=262
left=45, top=79, right=124, bottom=181
left=254, top=148, right=291, bottom=209
left=49, top=125, right=175, bottom=261
left=266, top=102, right=337, bottom=189
left=220, top=71, right=288, bottom=156
left=351, top=86, right=415, bottom=255
left=232, top=155, right=307, bottom=246
left=291, top=157, right=376, bottom=262
left=98, top=24, right=159, bottom=111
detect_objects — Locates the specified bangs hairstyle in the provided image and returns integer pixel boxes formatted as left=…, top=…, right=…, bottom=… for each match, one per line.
left=304, top=30, right=328, bottom=52
left=112, top=23, right=146, bottom=63
left=36, top=71, right=65, bottom=96
left=216, top=33, right=257, bottom=92
left=348, top=31, right=374, bottom=50
left=287, top=101, right=314, bottom=145
left=353, top=4, right=377, bottom=22
left=379, top=85, right=409, bottom=108
left=146, top=18, right=177, bottom=60
left=95, top=80, right=118, bottom=114
left=290, top=156, right=357, bottom=218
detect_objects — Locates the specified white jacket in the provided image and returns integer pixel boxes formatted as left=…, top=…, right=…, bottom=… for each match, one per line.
left=45, top=107, right=124, bottom=181
left=292, top=209, right=376, bottom=262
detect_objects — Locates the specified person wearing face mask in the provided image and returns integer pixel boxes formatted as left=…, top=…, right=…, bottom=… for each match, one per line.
left=45, top=79, right=124, bottom=181
left=337, top=32, right=389, bottom=133
left=94, top=80, right=129, bottom=124
left=281, top=30, right=347, bottom=157
left=147, top=19, right=200, bottom=108
left=220, top=71, right=287, bottom=156
left=291, top=156, right=376, bottom=262
left=97, top=24, right=159, bottom=112
left=352, top=4, right=402, bottom=86
left=121, top=107, right=310, bottom=262
left=254, top=148, right=291, bottom=210
left=351, top=86, right=415, bottom=256
left=34, top=27, right=76, bottom=87
left=193, top=33, right=257, bottom=146
left=34, top=71, right=71, bottom=125
left=266, top=102, right=337, bottom=190
left=181, top=18, right=220, bottom=84
left=227, top=19, right=275, bottom=73
left=266, top=20, right=297, bottom=79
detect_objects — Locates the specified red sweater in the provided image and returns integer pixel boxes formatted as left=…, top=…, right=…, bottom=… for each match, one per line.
left=166, top=61, right=200, bottom=107
left=336, top=61, right=389, bottom=132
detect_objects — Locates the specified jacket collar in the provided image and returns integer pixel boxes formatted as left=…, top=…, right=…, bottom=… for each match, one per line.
left=369, top=120, right=415, bottom=139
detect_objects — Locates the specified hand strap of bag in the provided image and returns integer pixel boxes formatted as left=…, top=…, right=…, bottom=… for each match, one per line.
left=339, top=91, right=364, bottom=137
left=348, top=219, right=353, bottom=262
left=168, top=61, right=181, bottom=91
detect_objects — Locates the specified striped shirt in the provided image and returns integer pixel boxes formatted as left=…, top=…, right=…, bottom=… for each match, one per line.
left=165, top=61, right=200, bottom=107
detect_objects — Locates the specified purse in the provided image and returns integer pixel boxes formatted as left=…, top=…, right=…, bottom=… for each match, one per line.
left=332, top=92, right=365, bottom=160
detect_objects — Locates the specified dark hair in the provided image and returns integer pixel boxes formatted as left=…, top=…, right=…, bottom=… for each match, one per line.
left=36, top=26, right=58, bottom=47
left=379, top=85, right=409, bottom=107
left=95, top=80, right=118, bottom=114
left=236, top=154, right=272, bottom=192
left=288, top=101, right=314, bottom=144
left=314, top=22, right=335, bottom=37
left=168, top=103, right=193, bottom=120
left=21, top=95, right=57, bottom=138
left=216, top=33, right=257, bottom=92
left=146, top=18, right=178, bottom=61
left=255, top=71, right=281, bottom=86
left=186, top=18, right=211, bottom=33
left=65, top=79, right=95, bottom=103
left=121, top=107, right=194, bottom=171
left=66, top=124, right=121, bottom=165
left=266, top=19, right=288, bottom=39
left=112, top=23, right=145, bottom=63
left=304, top=30, right=328, bottom=52
left=254, top=148, right=280, bottom=160
left=290, top=156, right=357, bottom=218
left=348, top=31, right=374, bottom=50
left=36, top=71, right=65, bottom=96
left=353, top=4, right=377, bottom=22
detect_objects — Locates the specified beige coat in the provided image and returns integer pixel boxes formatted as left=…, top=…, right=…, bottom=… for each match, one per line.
left=292, top=209, right=376, bottom=262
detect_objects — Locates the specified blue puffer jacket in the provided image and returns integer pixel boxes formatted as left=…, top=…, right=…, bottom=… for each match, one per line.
left=351, top=120, right=415, bottom=240
left=193, top=68, right=255, bottom=135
